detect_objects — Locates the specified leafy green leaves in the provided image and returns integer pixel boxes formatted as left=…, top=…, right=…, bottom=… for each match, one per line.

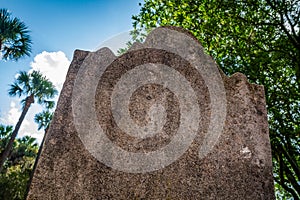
left=0, top=125, right=38, bottom=200
left=132, top=0, right=299, bottom=198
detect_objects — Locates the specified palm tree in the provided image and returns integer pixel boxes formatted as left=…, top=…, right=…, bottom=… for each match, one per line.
left=0, top=8, right=32, bottom=61
left=0, top=70, right=57, bottom=172
left=0, top=125, right=38, bottom=200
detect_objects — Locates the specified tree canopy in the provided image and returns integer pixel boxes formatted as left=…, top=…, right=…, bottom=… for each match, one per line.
left=131, top=0, right=299, bottom=198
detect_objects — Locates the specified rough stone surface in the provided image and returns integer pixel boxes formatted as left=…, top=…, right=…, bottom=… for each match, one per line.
left=27, top=27, right=275, bottom=199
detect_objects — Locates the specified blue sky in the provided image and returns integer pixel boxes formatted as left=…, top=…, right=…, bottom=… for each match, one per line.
left=0, top=0, right=141, bottom=142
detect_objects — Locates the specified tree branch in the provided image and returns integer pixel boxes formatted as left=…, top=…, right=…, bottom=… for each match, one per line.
left=277, top=153, right=300, bottom=199
left=282, top=0, right=298, bottom=39
left=266, top=0, right=300, bottom=50
left=274, top=176, right=300, bottom=200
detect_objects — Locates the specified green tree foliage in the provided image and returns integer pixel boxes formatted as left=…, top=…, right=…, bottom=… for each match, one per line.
left=34, top=110, right=53, bottom=132
left=0, top=8, right=32, bottom=61
left=132, top=0, right=299, bottom=198
left=0, top=71, right=57, bottom=172
left=0, top=124, right=38, bottom=200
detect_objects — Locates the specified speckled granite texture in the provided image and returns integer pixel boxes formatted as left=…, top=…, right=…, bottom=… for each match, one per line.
left=27, top=27, right=274, bottom=199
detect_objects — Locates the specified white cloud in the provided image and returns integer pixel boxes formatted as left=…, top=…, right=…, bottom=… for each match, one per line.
left=1, top=101, right=29, bottom=127
left=30, top=51, right=71, bottom=91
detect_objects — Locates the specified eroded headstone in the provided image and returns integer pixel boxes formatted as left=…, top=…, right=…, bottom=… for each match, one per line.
left=27, top=27, right=274, bottom=199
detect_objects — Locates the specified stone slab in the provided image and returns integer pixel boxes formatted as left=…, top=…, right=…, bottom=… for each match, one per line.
left=27, top=27, right=274, bottom=199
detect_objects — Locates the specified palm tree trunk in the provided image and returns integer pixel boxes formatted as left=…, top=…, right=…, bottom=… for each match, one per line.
left=0, top=94, right=34, bottom=173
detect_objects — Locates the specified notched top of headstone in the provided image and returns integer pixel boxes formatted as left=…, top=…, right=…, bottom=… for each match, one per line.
left=27, top=26, right=274, bottom=199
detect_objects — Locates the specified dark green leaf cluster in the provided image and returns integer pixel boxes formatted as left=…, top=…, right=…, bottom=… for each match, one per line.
left=34, top=110, right=53, bottom=131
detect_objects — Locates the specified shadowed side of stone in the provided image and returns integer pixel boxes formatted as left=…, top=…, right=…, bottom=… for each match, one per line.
left=27, top=27, right=274, bottom=200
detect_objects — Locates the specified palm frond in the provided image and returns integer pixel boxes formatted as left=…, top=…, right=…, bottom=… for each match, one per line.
left=41, top=81, right=58, bottom=99
left=0, top=124, right=13, bottom=153
left=38, top=100, right=55, bottom=109
left=31, top=70, right=58, bottom=103
left=3, top=36, right=32, bottom=60
left=0, top=9, right=10, bottom=21
left=34, top=110, right=53, bottom=131
left=0, top=8, right=31, bottom=60
left=8, top=82, right=23, bottom=97
left=16, top=71, right=30, bottom=92
left=0, top=124, right=13, bottom=139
